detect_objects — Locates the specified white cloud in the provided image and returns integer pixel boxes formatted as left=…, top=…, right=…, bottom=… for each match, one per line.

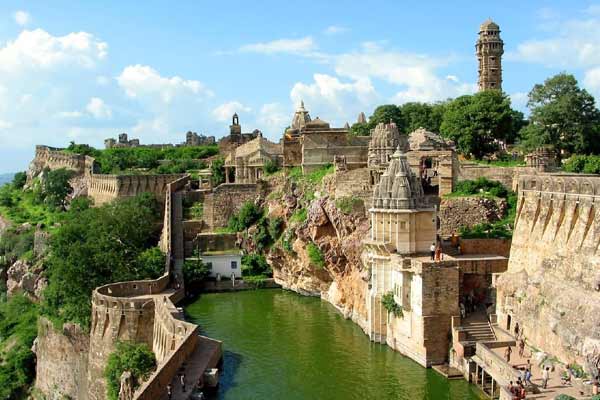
left=0, top=29, right=107, bottom=73
left=212, top=101, right=251, bottom=122
left=333, top=44, right=475, bottom=103
left=86, top=97, right=112, bottom=119
left=14, top=11, right=31, bottom=26
left=324, top=25, right=347, bottom=35
left=257, top=103, right=289, bottom=138
left=240, top=36, right=316, bottom=55
left=290, top=74, right=378, bottom=125
left=0, top=120, right=12, bottom=129
left=117, top=64, right=213, bottom=103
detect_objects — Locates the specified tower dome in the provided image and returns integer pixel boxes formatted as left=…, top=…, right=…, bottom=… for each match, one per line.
left=368, top=122, right=409, bottom=169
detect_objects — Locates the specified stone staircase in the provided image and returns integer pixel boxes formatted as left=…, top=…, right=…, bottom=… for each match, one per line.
left=462, top=317, right=496, bottom=344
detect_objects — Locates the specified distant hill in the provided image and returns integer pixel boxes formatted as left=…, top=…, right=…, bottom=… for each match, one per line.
left=0, top=172, right=15, bottom=187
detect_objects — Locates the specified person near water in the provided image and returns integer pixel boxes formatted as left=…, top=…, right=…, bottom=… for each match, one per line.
left=430, top=243, right=436, bottom=260
left=180, top=373, right=186, bottom=392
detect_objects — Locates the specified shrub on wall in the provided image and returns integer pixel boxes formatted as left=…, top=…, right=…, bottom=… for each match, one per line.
left=242, top=253, right=272, bottom=277
left=104, top=342, right=156, bottom=400
left=183, top=258, right=210, bottom=286
left=264, top=159, right=280, bottom=175
left=227, top=202, right=263, bottom=232
left=307, top=242, right=325, bottom=269
left=381, top=291, right=403, bottom=318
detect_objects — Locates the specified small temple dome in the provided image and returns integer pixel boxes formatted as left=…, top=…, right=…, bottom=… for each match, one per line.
left=372, top=148, right=424, bottom=210
left=305, top=117, right=330, bottom=129
left=290, top=100, right=311, bottom=130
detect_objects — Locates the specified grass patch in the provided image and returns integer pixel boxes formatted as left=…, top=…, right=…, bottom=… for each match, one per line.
left=335, top=196, right=363, bottom=214
left=471, top=159, right=525, bottom=167
left=307, top=242, right=325, bottom=269
left=243, top=275, right=269, bottom=289
left=289, top=208, right=307, bottom=224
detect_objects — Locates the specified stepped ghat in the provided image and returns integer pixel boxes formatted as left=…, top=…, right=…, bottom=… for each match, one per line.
left=85, top=176, right=222, bottom=400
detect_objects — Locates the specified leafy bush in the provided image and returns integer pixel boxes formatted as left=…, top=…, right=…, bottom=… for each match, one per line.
left=0, top=294, right=40, bottom=399
left=104, top=342, right=156, bottom=400
left=242, top=253, right=272, bottom=277
left=554, top=395, right=576, bottom=400
left=459, top=222, right=513, bottom=239
left=289, top=208, right=307, bottom=224
left=188, top=202, right=204, bottom=220
left=183, top=258, right=210, bottom=286
left=210, top=157, right=225, bottom=186
left=40, top=168, right=75, bottom=210
left=268, top=217, right=284, bottom=241
left=243, top=275, right=268, bottom=288
left=134, top=247, right=166, bottom=278
left=563, top=154, right=600, bottom=174
left=227, top=202, right=263, bottom=232
left=451, top=177, right=508, bottom=198
left=281, top=230, right=295, bottom=254
left=307, top=242, right=325, bottom=269
left=381, top=291, right=403, bottom=318
left=0, top=228, right=35, bottom=265
left=264, top=159, right=280, bottom=175
left=42, top=194, right=162, bottom=328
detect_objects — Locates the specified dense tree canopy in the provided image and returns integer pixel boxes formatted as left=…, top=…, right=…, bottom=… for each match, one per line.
left=440, top=90, right=516, bottom=158
left=520, top=73, right=600, bottom=155
left=399, top=101, right=447, bottom=133
left=42, top=194, right=164, bottom=328
left=41, top=168, right=74, bottom=210
left=368, top=105, right=405, bottom=131
left=104, top=342, right=156, bottom=400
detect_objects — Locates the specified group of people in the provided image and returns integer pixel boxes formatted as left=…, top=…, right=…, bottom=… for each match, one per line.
left=429, top=242, right=443, bottom=262
left=166, top=371, right=205, bottom=400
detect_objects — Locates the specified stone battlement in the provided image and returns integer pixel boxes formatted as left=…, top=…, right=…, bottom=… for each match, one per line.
left=87, top=173, right=187, bottom=205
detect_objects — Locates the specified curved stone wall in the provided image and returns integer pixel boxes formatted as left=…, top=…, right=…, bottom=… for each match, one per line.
left=88, top=173, right=186, bottom=205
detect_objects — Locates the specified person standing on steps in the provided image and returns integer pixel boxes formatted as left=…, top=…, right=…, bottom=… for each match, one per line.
left=519, top=338, right=525, bottom=357
left=430, top=242, right=436, bottom=261
left=180, top=373, right=186, bottom=393
left=505, top=345, right=512, bottom=363
left=542, top=367, right=550, bottom=389
left=514, top=322, right=520, bottom=339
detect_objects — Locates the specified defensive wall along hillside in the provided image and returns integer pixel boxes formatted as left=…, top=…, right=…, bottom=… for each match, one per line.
left=496, top=174, right=600, bottom=366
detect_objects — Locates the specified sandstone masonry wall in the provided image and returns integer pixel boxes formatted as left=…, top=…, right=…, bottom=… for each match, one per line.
left=203, top=183, right=264, bottom=229
left=457, top=163, right=538, bottom=190
left=88, top=173, right=186, bottom=205
left=439, top=196, right=507, bottom=237
left=496, top=174, right=600, bottom=365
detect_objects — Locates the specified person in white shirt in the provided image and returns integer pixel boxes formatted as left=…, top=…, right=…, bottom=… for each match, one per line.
left=430, top=243, right=436, bottom=261
left=542, top=367, right=550, bottom=389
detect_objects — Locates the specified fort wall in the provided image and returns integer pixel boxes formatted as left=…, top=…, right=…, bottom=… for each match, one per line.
left=203, top=183, right=264, bottom=229
left=87, top=173, right=186, bottom=205
left=457, top=163, right=539, bottom=190
left=496, top=174, right=600, bottom=365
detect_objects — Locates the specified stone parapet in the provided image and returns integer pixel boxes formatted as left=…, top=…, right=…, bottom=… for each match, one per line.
left=87, top=173, right=187, bottom=205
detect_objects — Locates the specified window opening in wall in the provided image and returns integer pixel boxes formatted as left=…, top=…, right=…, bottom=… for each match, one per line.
left=231, top=261, right=238, bottom=269
left=206, top=262, right=213, bottom=270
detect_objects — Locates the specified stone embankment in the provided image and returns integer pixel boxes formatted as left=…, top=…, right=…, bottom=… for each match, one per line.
left=496, top=174, right=600, bottom=367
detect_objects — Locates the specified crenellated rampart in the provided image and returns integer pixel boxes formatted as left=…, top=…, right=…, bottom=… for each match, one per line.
left=496, top=173, right=600, bottom=365
left=87, top=173, right=187, bottom=205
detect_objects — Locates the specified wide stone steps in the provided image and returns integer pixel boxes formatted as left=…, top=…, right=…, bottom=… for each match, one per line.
left=462, top=321, right=496, bottom=342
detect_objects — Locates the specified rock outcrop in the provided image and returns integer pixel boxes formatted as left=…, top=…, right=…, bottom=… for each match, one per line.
left=6, top=259, right=47, bottom=300
left=33, top=317, right=90, bottom=400
left=439, top=196, right=507, bottom=236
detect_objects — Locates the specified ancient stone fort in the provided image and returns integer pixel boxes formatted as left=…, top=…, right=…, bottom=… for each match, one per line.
left=26, top=19, right=600, bottom=400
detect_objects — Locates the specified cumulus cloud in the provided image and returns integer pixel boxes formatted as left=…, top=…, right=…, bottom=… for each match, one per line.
left=86, top=97, right=112, bottom=119
left=117, top=64, right=212, bottom=103
left=290, top=74, right=378, bottom=126
left=0, top=29, right=107, bottom=73
left=14, top=11, right=31, bottom=26
left=212, top=101, right=251, bottom=122
left=257, top=103, right=289, bottom=139
left=240, top=36, right=316, bottom=55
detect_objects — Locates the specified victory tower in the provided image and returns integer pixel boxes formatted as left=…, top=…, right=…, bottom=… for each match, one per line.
left=476, top=19, right=504, bottom=91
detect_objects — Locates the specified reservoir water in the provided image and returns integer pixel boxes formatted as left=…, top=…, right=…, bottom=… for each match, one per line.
left=185, top=289, right=484, bottom=400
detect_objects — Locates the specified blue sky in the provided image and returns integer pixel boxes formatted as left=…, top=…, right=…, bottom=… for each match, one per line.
left=0, top=0, right=599, bottom=173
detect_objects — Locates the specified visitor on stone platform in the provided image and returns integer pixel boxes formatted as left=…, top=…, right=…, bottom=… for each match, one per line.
left=542, top=367, right=550, bottom=389
left=460, top=302, right=466, bottom=319
left=435, top=243, right=442, bottom=262
left=167, top=384, right=172, bottom=400
left=180, top=373, right=186, bottom=392
left=525, top=368, right=533, bottom=386
left=519, top=338, right=525, bottom=357
left=518, top=382, right=526, bottom=399
left=430, top=243, right=436, bottom=260
left=505, top=345, right=512, bottom=363
left=514, top=322, right=520, bottom=339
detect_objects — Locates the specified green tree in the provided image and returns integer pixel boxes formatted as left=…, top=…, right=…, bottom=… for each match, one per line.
left=104, top=342, right=156, bottom=400
left=135, top=247, right=166, bottom=278
left=368, top=105, right=405, bottom=131
left=349, top=122, right=371, bottom=136
left=42, top=194, right=162, bottom=328
left=521, top=73, right=600, bottom=155
left=399, top=101, right=447, bottom=133
left=227, top=202, right=263, bottom=232
left=440, top=91, right=514, bottom=158
left=42, top=168, right=74, bottom=210
left=241, top=253, right=272, bottom=276
left=183, top=258, right=210, bottom=286
left=12, top=172, right=27, bottom=189
left=210, top=157, right=226, bottom=186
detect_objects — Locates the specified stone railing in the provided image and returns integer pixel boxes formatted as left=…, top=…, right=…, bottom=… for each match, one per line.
left=475, top=342, right=520, bottom=397
left=517, top=173, right=600, bottom=197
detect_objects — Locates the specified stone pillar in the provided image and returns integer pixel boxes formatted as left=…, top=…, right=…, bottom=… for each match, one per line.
left=225, top=167, right=230, bottom=183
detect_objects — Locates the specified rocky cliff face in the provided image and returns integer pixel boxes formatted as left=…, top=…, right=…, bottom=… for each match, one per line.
left=33, top=317, right=90, bottom=400
left=5, top=259, right=47, bottom=300
left=262, top=175, right=370, bottom=331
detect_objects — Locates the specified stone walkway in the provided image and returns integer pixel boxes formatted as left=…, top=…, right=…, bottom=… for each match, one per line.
left=491, top=340, right=589, bottom=399
left=161, top=336, right=222, bottom=400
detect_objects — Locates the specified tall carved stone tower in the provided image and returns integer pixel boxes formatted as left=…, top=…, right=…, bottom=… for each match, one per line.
left=476, top=19, right=504, bottom=91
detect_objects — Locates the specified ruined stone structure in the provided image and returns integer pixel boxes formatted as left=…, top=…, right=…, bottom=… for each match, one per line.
left=525, top=146, right=557, bottom=172
left=496, top=174, right=600, bottom=366
left=364, top=149, right=508, bottom=367
left=202, top=183, right=266, bottom=229
left=104, top=133, right=140, bottom=149
left=476, top=19, right=504, bottom=91
left=186, top=131, right=216, bottom=146
left=27, top=145, right=96, bottom=183
left=283, top=102, right=370, bottom=172
left=218, top=113, right=261, bottom=152
left=223, top=135, right=283, bottom=184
